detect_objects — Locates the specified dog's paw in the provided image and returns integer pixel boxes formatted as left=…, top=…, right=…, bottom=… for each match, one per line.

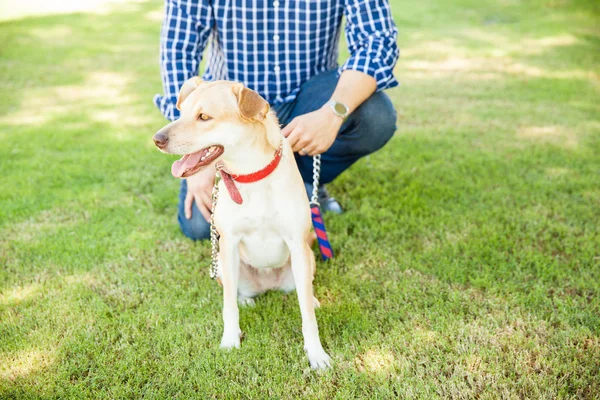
left=238, top=297, right=256, bottom=307
left=220, top=330, right=242, bottom=350
left=313, top=296, right=321, bottom=309
left=306, top=347, right=331, bottom=370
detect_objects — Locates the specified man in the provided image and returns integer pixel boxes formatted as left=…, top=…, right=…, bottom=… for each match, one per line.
left=154, top=0, right=399, bottom=240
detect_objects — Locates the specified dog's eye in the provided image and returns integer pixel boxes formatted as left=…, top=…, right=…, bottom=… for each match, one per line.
left=198, top=113, right=211, bottom=121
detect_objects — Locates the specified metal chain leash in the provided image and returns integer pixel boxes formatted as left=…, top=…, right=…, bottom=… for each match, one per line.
left=209, top=170, right=221, bottom=279
left=310, top=154, right=321, bottom=205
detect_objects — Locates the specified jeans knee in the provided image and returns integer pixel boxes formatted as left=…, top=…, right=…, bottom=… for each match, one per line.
left=177, top=179, right=210, bottom=240
left=178, top=210, right=211, bottom=240
left=380, top=103, right=397, bottom=143
left=365, top=93, right=397, bottom=150
left=349, top=92, right=397, bottom=155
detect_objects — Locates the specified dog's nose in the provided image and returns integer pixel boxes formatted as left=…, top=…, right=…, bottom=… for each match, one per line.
left=153, top=132, right=169, bottom=149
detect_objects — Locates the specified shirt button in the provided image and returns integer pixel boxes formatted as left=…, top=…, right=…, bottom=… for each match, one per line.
left=273, top=34, right=280, bottom=42
left=273, top=0, right=279, bottom=6
left=274, top=66, right=281, bottom=72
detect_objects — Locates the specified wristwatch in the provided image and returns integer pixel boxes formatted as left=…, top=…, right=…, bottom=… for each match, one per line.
left=326, top=100, right=349, bottom=120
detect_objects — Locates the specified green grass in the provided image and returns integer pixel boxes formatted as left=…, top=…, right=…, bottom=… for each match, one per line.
left=1, top=0, right=599, bottom=398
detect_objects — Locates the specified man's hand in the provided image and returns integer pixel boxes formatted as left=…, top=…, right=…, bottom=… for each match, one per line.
left=184, top=165, right=216, bottom=222
left=282, top=106, right=343, bottom=156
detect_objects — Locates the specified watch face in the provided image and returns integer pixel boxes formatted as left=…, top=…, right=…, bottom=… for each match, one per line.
left=333, top=102, right=347, bottom=115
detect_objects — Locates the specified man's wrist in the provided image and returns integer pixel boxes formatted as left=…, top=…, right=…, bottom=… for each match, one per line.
left=323, top=100, right=350, bottom=121
left=319, top=105, right=344, bottom=127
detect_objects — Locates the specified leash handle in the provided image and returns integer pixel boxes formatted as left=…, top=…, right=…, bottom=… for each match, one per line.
left=311, top=205, right=333, bottom=260
left=310, top=154, right=333, bottom=260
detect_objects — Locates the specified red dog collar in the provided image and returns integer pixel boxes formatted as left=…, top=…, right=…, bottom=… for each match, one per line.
left=215, top=142, right=283, bottom=205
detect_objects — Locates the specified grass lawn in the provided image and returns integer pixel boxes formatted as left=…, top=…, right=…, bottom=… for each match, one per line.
left=1, top=0, right=599, bottom=398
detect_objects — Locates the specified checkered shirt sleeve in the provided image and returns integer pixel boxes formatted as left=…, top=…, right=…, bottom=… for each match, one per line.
left=153, top=0, right=213, bottom=122
left=341, top=0, right=399, bottom=91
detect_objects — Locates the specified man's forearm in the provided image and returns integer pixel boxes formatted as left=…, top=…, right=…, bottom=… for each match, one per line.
left=326, top=70, right=377, bottom=115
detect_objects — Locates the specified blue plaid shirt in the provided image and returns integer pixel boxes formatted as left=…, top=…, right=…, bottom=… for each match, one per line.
left=154, top=0, right=400, bottom=121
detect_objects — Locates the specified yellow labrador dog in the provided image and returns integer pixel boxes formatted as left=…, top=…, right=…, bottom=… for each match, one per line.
left=152, top=78, right=331, bottom=369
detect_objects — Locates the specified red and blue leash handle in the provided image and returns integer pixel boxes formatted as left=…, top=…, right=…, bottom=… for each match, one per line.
left=310, top=155, right=333, bottom=260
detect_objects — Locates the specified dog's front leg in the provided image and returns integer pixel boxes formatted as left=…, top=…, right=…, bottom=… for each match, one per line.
left=219, top=236, right=242, bottom=349
left=289, top=241, right=331, bottom=369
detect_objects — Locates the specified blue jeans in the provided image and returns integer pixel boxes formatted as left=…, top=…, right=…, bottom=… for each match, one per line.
left=178, top=70, right=397, bottom=240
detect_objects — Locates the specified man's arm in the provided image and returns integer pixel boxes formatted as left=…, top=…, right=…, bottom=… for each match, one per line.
left=340, top=0, right=399, bottom=94
left=284, top=0, right=399, bottom=155
left=153, top=0, right=213, bottom=122
left=154, top=0, right=215, bottom=222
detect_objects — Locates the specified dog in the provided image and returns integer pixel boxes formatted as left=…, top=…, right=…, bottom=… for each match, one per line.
left=152, top=78, right=331, bottom=369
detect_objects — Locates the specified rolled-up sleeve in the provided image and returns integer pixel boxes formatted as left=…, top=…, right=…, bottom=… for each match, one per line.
left=153, top=0, right=213, bottom=121
left=341, top=0, right=400, bottom=91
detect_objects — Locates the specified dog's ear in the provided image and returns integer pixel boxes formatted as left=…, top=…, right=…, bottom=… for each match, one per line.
left=176, top=77, right=203, bottom=110
left=232, top=83, right=269, bottom=121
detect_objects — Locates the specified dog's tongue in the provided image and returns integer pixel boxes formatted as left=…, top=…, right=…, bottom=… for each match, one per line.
left=171, top=152, right=203, bottom=178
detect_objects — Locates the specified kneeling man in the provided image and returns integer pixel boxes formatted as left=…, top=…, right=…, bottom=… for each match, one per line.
left=153, top=0, right=400, bottom=239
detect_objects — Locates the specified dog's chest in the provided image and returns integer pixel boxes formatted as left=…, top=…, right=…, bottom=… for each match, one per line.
left=216, top=187, right=295, bottom=269
left=237, top=213, right=290, bottom=269
left=238, top=228, right=289, bottom=269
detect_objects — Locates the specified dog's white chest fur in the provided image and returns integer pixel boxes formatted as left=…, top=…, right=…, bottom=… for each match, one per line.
left=238, top=227, right=289, bottom=269
left=215, top=180, right=304, bottom=269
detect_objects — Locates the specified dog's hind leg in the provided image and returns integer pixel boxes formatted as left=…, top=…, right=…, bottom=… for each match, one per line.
left=238, top=296, right=256, bottom=307
left=236, top=261, right=269, bottom=307
left=287, top=240, right=331, bottom=369
left=219, top=237, right=243, bottom=349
